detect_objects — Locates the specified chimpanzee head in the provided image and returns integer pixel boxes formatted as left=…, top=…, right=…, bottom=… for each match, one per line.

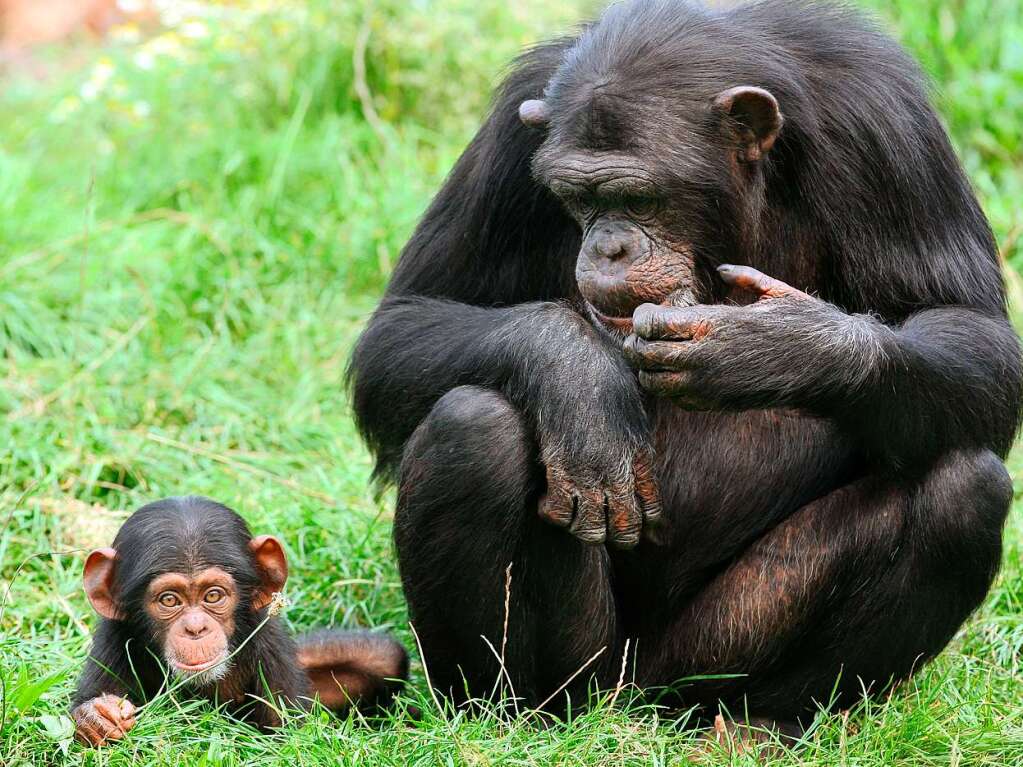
left=82, top=496, right=287, bottom=686
left=522, top=1, right=792, bottom=333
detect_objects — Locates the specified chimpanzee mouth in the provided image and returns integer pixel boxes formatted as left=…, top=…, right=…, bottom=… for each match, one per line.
left=585, top=302, right=636, bottom=335
left=166, top=650, right=231, bottom=683
left=167, top=653, right=231, bottom=685
left=171, top=657, right=223, bottom=673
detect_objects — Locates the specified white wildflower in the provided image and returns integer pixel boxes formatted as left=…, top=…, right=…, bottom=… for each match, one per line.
left=181, top=21, right=209, bottom=40
left=133, top=50, right=155, bottom=70
left=268, top=591, right=288, bottom=616
left=80, top=81, right=101, bottom=102
left=80, top=57, right=115, bottom=101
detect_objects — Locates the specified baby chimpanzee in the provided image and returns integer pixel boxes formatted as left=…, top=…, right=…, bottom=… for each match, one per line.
left=71, top=496, right=408, bottom=747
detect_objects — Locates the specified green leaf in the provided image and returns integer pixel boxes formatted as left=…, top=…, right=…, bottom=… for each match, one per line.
left=8, top=668, right=69, bottom=713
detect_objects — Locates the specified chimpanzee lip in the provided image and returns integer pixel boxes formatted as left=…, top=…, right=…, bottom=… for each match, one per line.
left=170, top=656, right=225, bottom=673
left=586, top=302, right=634, bottom=333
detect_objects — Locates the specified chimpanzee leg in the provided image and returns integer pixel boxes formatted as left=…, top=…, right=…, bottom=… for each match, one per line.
left=639, top=450, right=1011, bottom=723
left=395, top=385, right=620, bottom=706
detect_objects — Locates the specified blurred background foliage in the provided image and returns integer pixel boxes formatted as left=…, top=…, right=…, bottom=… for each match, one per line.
left=0, top=0, right=1020, bottom=312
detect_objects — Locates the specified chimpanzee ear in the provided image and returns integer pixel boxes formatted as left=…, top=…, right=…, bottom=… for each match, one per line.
left=519, top=99, right=551, bottom=129
left=712, top=86, right=783, bottom=162
left=249, top=535, right=288, bottom=612
left=83, top=548, right=121, bottom=620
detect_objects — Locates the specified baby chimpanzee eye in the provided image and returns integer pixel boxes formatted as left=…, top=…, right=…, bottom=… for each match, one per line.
left=159, top=592, right=180, bottom=608
left=204, top=588, right=225, bottom=604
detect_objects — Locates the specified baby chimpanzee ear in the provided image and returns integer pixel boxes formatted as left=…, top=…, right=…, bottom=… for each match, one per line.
left=83, top=548, right=121, bottom=620
left=712, top=86, right=783, bottom=162
left=249, top=535, right=288, bottom=611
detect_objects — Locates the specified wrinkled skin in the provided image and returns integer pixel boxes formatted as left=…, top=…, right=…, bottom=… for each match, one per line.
left=622, top=264, right=883, bottom=411
left=538, top=448, right=661, bottom=547
left=71, top=694, right=137, bottom=747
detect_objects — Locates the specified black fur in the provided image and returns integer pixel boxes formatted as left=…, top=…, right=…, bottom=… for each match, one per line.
left=72, top=497, right=308, bottom=729
left=72, top=497, right=407, bottom=730
left=348, top=0, right=1022, bottom=725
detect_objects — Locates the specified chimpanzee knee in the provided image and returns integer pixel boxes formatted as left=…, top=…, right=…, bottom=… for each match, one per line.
left=397, top=385, right=537, bottom=515
left=914, top=449, right=1011, bottom=599
left=395, top=387, right=620, bottom=705
left=929, top=449, right=1012, bottom=516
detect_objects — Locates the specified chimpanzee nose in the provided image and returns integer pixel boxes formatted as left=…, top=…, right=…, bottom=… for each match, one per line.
left=594, top=233, right=627, bottom=261
left=182, top=615, right=209, bottom=638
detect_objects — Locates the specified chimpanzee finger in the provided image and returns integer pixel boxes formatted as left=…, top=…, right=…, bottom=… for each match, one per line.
left=92, top=697, right=131, bottom=738
left=632, top=304, right=715, bottom=341
left=538, top=487, right=573, bottom=528
left=569, top=487, right=608, bottom=544
left=623, top=336, right=697, bottom=371
left=632, top=451, right=662, bottom=528
left=638, top=369, right=692, bottom=398
left=638, top=371, right=716, bottom=409
left=605, top=489, right=641, bottom=549
left=75, top=719, right=103, bottom=747
left=716, top=264, right=810, bottom=300
left=119, top=698, right=138, bottom=727
left=539, top=461, right=579, bottom=528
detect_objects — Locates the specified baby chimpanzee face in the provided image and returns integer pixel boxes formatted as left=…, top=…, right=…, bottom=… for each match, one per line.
left=81, top=498, right=288, bottom=689
left=143, top=567, right=240, bottom=686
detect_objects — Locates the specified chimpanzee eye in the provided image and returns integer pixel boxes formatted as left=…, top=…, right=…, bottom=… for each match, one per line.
left=565, top=193, right=599, bottom=222
left=158, top=592, right=180, bottom=608
left=624, top=197, right=659, bottom=220
left=204, top=588, right=225, bottom=604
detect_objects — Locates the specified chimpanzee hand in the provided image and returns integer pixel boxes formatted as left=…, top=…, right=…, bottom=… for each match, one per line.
left=623, top=265, right=888, bottom=410
left=529, top=306, right=662, bottom=549
left=539, top=445, right=661, bottom=549
left=72, top=694, right=137, bottom=747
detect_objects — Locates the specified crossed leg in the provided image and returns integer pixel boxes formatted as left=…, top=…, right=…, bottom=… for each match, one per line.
left=394, top=385, right=620, bottom=706
left=637, top=449, right=1010, bottom=724
left=395, top=385, right=1011, bottom=721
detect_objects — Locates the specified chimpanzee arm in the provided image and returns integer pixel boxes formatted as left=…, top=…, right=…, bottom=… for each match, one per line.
left=627, top=267, right=1022, bottom=470
left=352, top=296, right=662, bottom=547
left=70, top=621, right=150, bottom=746
left=350, top=37, right=666, bottom=544
left=838, top=305, right=1022, bottom=468
left=71, top=621, right=147, bottom=708
left=349, top=38, right=586, bottom=477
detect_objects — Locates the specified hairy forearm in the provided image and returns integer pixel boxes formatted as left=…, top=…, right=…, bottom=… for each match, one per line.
left=71, top=625, right=138, bottom=707
left=835, top=307, right=1023, bottom=468
left=700, top=300, right=1022, bottom=467
left=349, top=295, right=648, bottom=479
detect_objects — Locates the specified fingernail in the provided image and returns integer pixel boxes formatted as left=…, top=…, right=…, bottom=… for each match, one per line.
left=716, top=264, right=733, bottom=273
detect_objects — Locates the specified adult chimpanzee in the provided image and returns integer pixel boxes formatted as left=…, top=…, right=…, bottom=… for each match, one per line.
left=72, top=497, right=407, bottom=746
left=349, top=0, right=1022, bottom=733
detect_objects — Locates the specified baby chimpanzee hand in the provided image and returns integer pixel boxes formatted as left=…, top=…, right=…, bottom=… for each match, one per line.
left=72, top=694, right=137, bottom=747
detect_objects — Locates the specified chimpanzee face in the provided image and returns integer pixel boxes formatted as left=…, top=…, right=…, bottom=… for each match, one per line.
left=537, top=149, right=697, bottom=333
left=524, top=82, right=782, bottom=335
left=144, top=567, right=239, bottom=685
left=82, top=529, right=288, bottom=688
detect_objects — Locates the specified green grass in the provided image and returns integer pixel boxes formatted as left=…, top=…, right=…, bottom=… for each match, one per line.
left=1, top=1, right=1021, bottom=764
